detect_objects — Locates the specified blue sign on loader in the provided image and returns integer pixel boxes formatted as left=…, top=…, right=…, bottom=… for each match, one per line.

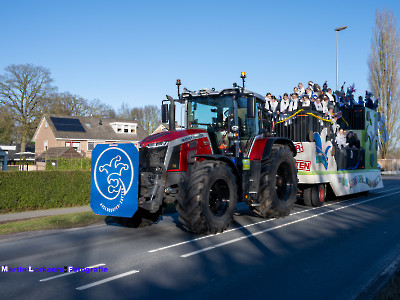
left=91, top=143, right=139, bottom=217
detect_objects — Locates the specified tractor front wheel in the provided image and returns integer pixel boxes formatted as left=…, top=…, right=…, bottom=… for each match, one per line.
left=177, top=160, right=237, bottom=234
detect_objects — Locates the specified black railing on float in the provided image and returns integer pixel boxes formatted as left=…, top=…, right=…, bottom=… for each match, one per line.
left=271, top=109, right=333, bottom=142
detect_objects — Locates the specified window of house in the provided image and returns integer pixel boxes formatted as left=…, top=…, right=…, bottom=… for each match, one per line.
left=44, top=140, right=48, bottom=151
left=45, top=121, right=48, bottom=128
left=110, top=122, right=138, bottom=134
left=72, top=142, right=81, bottom=151
left=88, top=142, right=95, bottom=151
left=66, top=141, right=80, bottom=150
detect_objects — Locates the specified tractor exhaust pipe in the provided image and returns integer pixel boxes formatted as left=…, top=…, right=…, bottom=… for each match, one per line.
left=166, top=95, right=175, bottom=131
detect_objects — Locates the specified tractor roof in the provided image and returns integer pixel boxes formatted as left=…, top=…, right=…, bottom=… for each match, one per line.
left=181, top=87, right=265, bottom=102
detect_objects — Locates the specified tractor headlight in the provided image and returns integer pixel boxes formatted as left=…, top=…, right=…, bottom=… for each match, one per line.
left=147, top=141, right=169, bottom=148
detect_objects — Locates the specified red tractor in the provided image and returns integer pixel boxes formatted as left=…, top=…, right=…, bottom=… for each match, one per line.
left=92, top=73, right=298, bottom=234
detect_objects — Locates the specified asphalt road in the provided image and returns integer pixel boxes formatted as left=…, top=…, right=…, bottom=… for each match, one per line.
left=1, top=177, right=400, bottom=300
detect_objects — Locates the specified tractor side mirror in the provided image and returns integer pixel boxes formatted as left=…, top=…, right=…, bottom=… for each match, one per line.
left=247, top=97, right=256, bottom=119
left=161, top=104, right=169, bottom=123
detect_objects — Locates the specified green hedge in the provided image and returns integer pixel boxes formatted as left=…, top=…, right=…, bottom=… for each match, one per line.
left=0, top=171, right=91, bottom=213
left=46, top=158, right=91, bottom=171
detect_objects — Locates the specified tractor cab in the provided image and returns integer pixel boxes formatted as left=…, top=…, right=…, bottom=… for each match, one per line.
left=163, top=84, right=268, bottom=163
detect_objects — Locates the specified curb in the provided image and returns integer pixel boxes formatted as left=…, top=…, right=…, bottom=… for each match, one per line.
left=0, top=206, right=92, bottom=222
left=356, top=252, right=400, bottom=300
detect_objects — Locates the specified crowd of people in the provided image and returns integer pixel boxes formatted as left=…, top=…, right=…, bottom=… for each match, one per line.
left=264, top=81, right=336, bottom=116
left=264, top=81, right=365, bottom=151
left=264, top=80, right=378, bottom=116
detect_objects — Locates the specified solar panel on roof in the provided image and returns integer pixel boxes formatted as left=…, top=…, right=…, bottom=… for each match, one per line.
left=50, top=117, right=86, bottom=132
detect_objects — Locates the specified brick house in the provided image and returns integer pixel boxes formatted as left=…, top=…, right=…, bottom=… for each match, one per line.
left=32, top=115, right=148, bottom=158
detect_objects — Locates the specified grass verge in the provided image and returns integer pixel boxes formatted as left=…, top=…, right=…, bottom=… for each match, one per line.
left=0, top=212, right=105, bottom=235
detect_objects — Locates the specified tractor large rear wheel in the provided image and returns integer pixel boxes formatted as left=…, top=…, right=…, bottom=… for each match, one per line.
left=252, top=145, right=297, bottom=218
left=177, top=160, right=237, bottom=234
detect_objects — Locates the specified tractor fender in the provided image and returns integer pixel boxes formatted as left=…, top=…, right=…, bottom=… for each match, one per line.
left=194, top=154, right=240, bottom=180
left=249, top=137, right=296, bottom=161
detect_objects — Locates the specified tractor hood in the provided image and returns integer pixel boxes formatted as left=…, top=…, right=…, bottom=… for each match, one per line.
left=139, top=129, right=208, bottom=148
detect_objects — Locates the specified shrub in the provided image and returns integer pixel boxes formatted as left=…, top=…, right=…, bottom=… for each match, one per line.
left=46, top=158, right=91, bottom=171
left=0, top=171, right=91, bottom=213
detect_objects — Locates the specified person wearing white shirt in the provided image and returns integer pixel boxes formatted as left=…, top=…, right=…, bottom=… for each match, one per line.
left=265, top=93, right=272, bottom=110
left=313, top=96, right=324, bottom=112
left=336, top=129, right=347, bottom=149
left=279, top=93, right=291, bottom=114
left=269, top=96, right=279, bottom=114
left=289, top=93, right=300, bottom=111
left=298, top=83, right=305, bottom=96
left=300, top=95, right=311, bottom=108
left=305, top=87, right=313, bottom=99
left=322, top=96, right=330, bottom=114
left=326, top=88, right=335, bottom=103
left=308, top=81, right=314, bottom=92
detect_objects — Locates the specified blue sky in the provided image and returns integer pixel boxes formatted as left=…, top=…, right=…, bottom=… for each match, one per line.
left=1, top=0, right=399, bottom=111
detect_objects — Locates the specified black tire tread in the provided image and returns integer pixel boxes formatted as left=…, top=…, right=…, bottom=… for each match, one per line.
left=177, top=160, right=237, bottom=234
left=252, top=144, right=297, bottom=218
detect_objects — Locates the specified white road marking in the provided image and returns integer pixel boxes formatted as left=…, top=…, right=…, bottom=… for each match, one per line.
left=40, top=264, right=106, bottom=282
left=149, top=187, right=400, bottom=254
left=148, top=202, right=341, bottom=253
left=76, top=269, right=139, bottom=290
left=181, top=189, right=400, bottom=258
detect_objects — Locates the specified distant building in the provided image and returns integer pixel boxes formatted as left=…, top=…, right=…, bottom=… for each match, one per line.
left=152, top=123, right=184, bottom=135
left=0, top=145, right=16, bottom=171
left=32, top=115, right=147, bottom=158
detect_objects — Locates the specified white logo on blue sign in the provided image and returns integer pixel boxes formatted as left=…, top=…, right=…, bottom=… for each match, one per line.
left=93, top=147, right=134, bottom=213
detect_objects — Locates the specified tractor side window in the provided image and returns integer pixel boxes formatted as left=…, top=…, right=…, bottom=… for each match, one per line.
left=237, top=97, right=259, bottom=139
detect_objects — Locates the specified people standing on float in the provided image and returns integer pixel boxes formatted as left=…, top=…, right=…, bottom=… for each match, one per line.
left=269, top=95, right=279, bottom=114
left=313, top=96, right=324, bottom=112
left=300, top=94, right=311, bottom=108
left=289, top=93, right=300, bottom=111
left=298, top=83, right=305, bottom=96
left=265, top=93, right=272, bottom=110
left=279, top=93, right=291, bottom=114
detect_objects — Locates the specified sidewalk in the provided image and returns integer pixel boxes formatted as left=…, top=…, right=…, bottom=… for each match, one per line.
left=0, top=206, right=92, bottom=223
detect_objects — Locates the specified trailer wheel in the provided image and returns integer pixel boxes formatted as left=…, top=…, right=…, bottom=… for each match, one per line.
left=303, top=187, right=312, bottom=206
left=303, top=184, right=325, bottom=207
left=252, top=145, right=297, bottom=218
left=177, top=160, right=237, bottom=234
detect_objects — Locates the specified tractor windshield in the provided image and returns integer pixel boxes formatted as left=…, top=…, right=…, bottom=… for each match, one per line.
left=187, top=95, right=259, bottom=136
left=187, top=94, right=260, bottom=155
left=187, top=95, right=233, bottom=130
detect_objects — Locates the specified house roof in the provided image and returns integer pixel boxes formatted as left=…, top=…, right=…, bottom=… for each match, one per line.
left=33, top=115, right=148, bottom=142
left=36, top=147, right=83, bottom=161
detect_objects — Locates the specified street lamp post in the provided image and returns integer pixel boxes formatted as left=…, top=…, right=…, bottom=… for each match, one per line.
left=335, top=26, right=348, bottom=91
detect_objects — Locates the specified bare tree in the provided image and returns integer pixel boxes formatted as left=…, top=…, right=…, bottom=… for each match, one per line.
left=45, top=92, right=90, bottom=116
left=0, top=64, right=55, bottom=152
left=117, top=104, right=160, bottom=135
left=117, top=102, right=132, bottom=120
left=368, top=8, right=400, bottom=158
left=87, top=99, right=116, bottom=118
left=0, top=105, right=15, bottom=144
left=142, top=105, right=161, bottom=134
